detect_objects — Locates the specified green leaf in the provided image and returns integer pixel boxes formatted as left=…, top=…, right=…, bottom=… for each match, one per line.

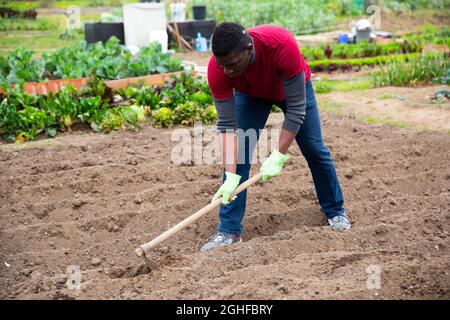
left=45, top=127, right=57, bottom=137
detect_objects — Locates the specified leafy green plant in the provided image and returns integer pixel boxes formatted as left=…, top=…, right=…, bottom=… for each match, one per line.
left=118, top=105, right=146, bottom=129
left=370, top=52, right=450, bottom=87
left=15, top=105, right=53, bottom=141
left=303, top=47, right=326, bottom=60
left=332, top=44, right=349, bottom=59
left=135, top=87, right=161, bottom=109
left=77, top=95, right=108, bottom=127
left=309, top=53, right=419, bottom=72
left=1, top=37, right=184, bottom=87
left=0, top=48, right=45, bottom=85
left=379, top=42, right=403, bottom=55
left=193, top=0, right=336, bottom=34
left=52, top=85, right=80, bottom=130
left=402, top=35, right=424, bottom=54
left=432, top=68, right=450, bottom=85
left=128, top=42, right=183, bottom=76
left=0, top=86, right=56, bottom=142
left=83, top=74, right=113, bottom=101
left=384, top=0, right=449, bottom=12
left=304, top=41, right=409, bottom=62
left=173, top=101, right=201, bottom=126
left=189, top=91, right=213, bottom=106
left=201, top=105, right=218, bottom=124
left=359, top=41, right=381, bottom=57
left=0, top=70, right=216, bottom=142
left=99, top=109, right=123, bottom=133
left=151, top=107, right=174, bottom=128
left=0, top=91, right=25, bottom=142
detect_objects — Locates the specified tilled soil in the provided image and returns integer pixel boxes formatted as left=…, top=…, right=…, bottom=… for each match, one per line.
left=0, top=109, right=449, bottom=300
left=318, top=85, right=450, bottom=133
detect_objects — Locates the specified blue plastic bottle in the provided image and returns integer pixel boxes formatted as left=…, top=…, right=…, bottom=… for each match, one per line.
left=195, top=32, right=208, bottom=52
left=338, top=33, right=349, bottom=44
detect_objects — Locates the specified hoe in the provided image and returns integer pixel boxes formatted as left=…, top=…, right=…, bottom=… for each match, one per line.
left=135, top=173, right=262, bottom=270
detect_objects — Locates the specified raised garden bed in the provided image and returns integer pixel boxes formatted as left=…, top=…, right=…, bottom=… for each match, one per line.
left=308, top=53, right=420, bottom=73
left=0, top=71, right=215, bottom=143
left=302, top=39, right=423, bottom=62
left=0, top=72, right=183, bottom=95
left=0, top=37, right=184, bottom=88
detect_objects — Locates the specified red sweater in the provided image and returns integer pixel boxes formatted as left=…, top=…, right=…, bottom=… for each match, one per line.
left=208, top=25, right=311, bottom=102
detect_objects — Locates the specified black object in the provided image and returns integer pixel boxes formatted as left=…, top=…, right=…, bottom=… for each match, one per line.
left=169, top=19, right=216, bottom=44
left=84, top=22, right=125, bottom=45
left=192, top=5, right=206, bottom=20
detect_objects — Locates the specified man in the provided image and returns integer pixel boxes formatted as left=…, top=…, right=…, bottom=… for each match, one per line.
left=201, top=22, right=351, bottom=253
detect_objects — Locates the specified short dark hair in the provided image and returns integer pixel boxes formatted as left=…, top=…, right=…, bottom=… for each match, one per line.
left=211, top=22, right=251, bottom=57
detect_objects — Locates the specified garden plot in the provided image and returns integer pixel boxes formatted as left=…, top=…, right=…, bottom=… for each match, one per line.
left=317, top=85, right=450, bottom=133
left=0, top=95, right=449, bottom=299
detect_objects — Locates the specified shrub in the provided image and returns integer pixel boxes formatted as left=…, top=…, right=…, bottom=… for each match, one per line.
left=370, top=52, right=450, bottom=87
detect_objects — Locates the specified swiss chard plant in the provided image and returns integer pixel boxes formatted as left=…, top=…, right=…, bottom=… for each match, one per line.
left=0, top=71, right=217, bottom=142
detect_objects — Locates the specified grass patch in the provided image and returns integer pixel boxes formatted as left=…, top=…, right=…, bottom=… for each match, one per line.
left=314, top=78, right=372, bottom=94
left=81, top=14, right=102, bottom=23
left=364, top=116, right=409, bottom=129
left=54, top=0, right=134, bottom=8
left=0, top=16, right=60, bottom=31
left=365, top=116, right=380, bottom=124
left=390, top=120, right=409, bottom=129
left=0, top=14, right=94, bottom=58
left=0, top=30, right=82, bottom=57
left=379, top=93, right=395, bottom=100
left=318, top=99, right=344, bottom=114
left=1, top=1, right=132, bottom=10
left=1, top=1, right=40, bottom=11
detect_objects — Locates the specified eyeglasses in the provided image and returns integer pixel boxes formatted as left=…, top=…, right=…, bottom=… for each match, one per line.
left=220, top=48, right=252, bottom=71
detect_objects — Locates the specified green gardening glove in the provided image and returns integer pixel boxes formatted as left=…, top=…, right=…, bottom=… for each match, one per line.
left=260, top=150, right=290, bottom=183
left=211, top=172, right=242, bottom=205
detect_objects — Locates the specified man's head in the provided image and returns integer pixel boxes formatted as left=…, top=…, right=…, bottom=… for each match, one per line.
left=211, top=22, right=253, bottom=78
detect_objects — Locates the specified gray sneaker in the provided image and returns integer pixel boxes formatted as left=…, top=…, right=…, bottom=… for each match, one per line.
left=328, top=213, right=351, bottom=231
left=200, top=232, right=242, bottom=252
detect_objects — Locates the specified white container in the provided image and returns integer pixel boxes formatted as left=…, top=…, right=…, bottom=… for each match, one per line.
left=170, top=3, right=186, bottom=22
left=149, top=30, right=168, bottom=53
left=123, top=2, right=167, bottom=49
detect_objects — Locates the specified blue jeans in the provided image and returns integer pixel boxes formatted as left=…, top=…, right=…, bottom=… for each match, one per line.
left=218, top=80, right=345, bottom=235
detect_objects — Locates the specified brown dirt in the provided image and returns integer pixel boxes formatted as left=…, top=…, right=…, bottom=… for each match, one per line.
left=1, top=88, right=449, bottom=300
left=379, top=10, right=450, bottom=35
left=318, top=85, right=450, bottom=133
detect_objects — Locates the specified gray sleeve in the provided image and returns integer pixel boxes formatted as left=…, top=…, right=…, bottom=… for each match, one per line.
left=282, top=71, right=307, bottom=134
left=214, top=97, right=237, bottom=133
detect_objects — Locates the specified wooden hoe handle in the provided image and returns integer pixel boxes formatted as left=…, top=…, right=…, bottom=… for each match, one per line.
left=135, top=173, right=262, bottom=257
